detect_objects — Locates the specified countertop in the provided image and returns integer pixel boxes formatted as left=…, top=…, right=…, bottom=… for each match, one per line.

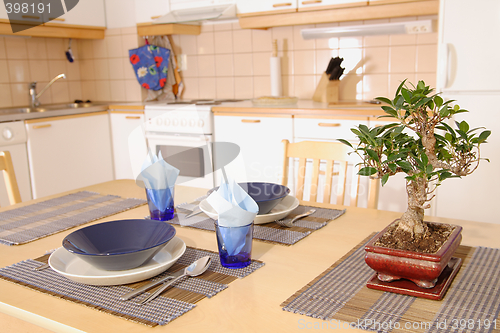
left=1, top=180, right=498, bottom=333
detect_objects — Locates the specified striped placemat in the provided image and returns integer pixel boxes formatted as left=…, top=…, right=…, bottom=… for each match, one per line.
left=0, top=191, right=146, bottom=246
left=0, top=246, right=264, bottom=327
left=173, top=197, right=346, bottom=246
left=281, top=233, right=500, bottom=333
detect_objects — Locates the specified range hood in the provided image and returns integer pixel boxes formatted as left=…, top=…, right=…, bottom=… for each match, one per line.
left=153, top=1, right=236, bottom=25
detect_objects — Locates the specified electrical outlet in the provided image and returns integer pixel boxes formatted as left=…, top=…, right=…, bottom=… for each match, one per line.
left=177, top=54, right=188, bottom=71
left=405, top=20, right=433, bottom=34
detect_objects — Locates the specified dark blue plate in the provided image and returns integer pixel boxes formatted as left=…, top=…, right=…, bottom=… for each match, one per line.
left=62, top=219, right=176, bottom=271
left=208, top=182, right=290, bottom=215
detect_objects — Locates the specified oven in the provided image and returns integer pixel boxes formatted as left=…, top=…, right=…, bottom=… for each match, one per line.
left=144, top=103, right=216, bottom=189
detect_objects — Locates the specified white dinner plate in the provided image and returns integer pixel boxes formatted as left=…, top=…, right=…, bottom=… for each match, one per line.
left=199, top=195, right=299, bottom=224
left=49, top=236, right=186, bottom=286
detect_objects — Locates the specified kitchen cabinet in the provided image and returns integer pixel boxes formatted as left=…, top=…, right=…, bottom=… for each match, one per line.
left=43, top=0, right=105, bottom=27
left=213, top=114, right=293, bottom=185
left=134, top=0, right=170, bottom=24
left=236, top=0, right=298, bottom=16
left=368, top=0, right=426, bottom=4
left=25, top=112, right=114, bottom=199
left=109, top=111, right=145, bottom=180
left=298, top=0, right=367, bottom=12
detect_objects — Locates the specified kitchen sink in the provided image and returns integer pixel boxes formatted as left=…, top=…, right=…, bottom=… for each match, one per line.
left=0, top=103, right=108, bottom=116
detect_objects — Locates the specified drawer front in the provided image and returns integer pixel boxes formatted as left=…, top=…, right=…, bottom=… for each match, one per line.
left=294, top=117, right=368, bottom=141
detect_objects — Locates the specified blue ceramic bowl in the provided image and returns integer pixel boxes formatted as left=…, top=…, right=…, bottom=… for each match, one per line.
left=208, top=182, right=290, bottom=215
left=62, top=219, right=176, bottom=271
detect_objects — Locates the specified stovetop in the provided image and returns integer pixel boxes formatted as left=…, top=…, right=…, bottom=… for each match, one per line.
left=165, top=99, right=245, bottom=106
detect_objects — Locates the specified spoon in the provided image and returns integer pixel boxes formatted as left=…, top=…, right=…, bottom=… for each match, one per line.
left=137, top=256, right=212, bottom=305
left=276, top=209, right=317, bottom=228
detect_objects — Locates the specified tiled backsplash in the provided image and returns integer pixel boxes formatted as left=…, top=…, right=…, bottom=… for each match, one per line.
left=172, top=16, right=438, bottom=101
left=0, top=15, right=437, bottom=108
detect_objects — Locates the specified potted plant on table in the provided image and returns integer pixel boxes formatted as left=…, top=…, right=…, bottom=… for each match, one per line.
left=339, top=80, right=490, bottom=290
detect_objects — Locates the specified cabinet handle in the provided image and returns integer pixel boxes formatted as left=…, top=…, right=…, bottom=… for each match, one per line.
left=126, top=116, right=141, bottom=120
left=241, top=119, right=261, bottom=123
left=302, top=0, right=322, bottom=4
left=273, top=2, right=292, bottom=7
left=151, top=15, right=161, bottom=19
left=22, top=15, right=40, bottom=19
left=318, top=123, right=341, bottom=127
left=48, top=17, right=65, bottom=21
left=32, top=124, right=52, bottom=129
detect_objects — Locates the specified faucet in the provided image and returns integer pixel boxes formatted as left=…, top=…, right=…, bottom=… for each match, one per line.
left=29, top=73, right=66, bottom=107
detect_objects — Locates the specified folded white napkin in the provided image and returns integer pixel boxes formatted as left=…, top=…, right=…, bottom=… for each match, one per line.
left=136, top=150, right=179, bottom=210
left=207, top=178, right=258, bottom=228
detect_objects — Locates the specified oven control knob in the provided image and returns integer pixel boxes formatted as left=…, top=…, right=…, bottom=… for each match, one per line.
left=164, top=118, right=170, bottom=126
left=189, top=119, right=196, bottom=127
left=155, top=118, right=162, bottom=126
left=198, top=119, right=204, bottom=127
left=173, top=118, right=179, bottom=126
left=181, top=119, right=187, bottom=127
left=2, top=128, right=13, bottom=140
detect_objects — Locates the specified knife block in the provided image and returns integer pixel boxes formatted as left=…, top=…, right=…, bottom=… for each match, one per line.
left=312, top=73, right=339, bottom=104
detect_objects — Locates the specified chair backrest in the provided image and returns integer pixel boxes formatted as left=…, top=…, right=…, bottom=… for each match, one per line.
left=281, top=140, right=379, bottom=209
left=0, top=151, right=22, bottom=206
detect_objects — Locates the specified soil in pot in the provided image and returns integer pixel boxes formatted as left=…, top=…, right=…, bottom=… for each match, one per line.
left=374, top=221, right=455, bottom=254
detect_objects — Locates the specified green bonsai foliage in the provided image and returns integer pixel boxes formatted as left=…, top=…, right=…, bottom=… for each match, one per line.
left=339, top=80, right=490, bottom=238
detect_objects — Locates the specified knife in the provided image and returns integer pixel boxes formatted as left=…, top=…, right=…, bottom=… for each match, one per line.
left=119, top=269, right=184, bottom=301
left=185, top=206, right=202, bottom=219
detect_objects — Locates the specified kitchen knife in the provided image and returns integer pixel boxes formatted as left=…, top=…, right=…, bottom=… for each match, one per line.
left=120, top=269, right=184, bottom=301
left=325, top=57, right=335, bottom=75
left=185, top=206, right=202, bottom=218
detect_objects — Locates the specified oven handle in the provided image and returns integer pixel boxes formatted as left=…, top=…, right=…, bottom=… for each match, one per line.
left=145, top=133, right=212, bottom=142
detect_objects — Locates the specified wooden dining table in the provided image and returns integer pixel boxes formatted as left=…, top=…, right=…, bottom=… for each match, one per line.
left=1, top=179, right=499, bottom=333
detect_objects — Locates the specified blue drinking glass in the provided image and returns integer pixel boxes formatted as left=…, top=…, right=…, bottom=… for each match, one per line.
left=215, top=221, right=253, bottom=269
left=145, top=187, right=175, bottom=221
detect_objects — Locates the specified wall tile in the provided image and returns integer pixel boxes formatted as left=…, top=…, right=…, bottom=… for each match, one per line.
left=110, top=80, right=126, bottom=101
left=10, top=83, right=30, bottom=106
left=339, top=48, right=364, bottom=75
left=234, top=53, right=253, bottom=76
left=81, top=80, right=97, bottom=101
left=417, top=32, right=438, bottom=45
left=216, top=77, right=234, bottom=99
left=66, top=61, right=81, bottom=81
left=293, top=50, right=315, bottom=75
left=197, top=55, right=215, bottom=77
left=26, top=38, right=48, bottom=60
left=215, top=54, right=233, bottom=77
left=390, top=34, right=417, bottom=46
left=94, top=59, right=110, bottom=80
left=233, top=30, right=252, bottom=54
left=280, top=51, right=293, bottom=76
left=79, top=60, right=96, bottom=80
left=68, top=81, right=82, bottom=101
left=234, top=77, right=253, bottom=99
left=253, top=76, right=270, bottom=97
left=252, top=52, right=270, bottom=76
left=179, top=35, right=198, bottom=55
left=106, top=36, right=123, bottom=58
left=93, top=39, right=108, bottom=59
left=48, top=60, right=67, bottom=80
left=197, top=32, right=215, bottom=55
left=124, top=79, right=142, bottom=102
left=4, top=37, right=28, bottom=59
left=364, top=35, right=389, bottom=48
left=200, top=24, right=214, bottom=33
left=50, top=81, right=70, bottom=103
left=316, top=49, right=339, bottom=75
left=339, top=74, right=363, bottom=101
left=181, top=77, right=199, bottom=99
left=105, top=28, right=121, bottom=36
left=123, top=60, right=136, bottom=80
left=389, top=73, right=416, bottom=93
left=0, top=83, right=12, bottom=108
left=108, top=58, right=124, bottom=80
left=121, top=34, right=139, bottom=57
left=293, top=75, right=316, bottom=99
left=169, top=35, right=182, bottom=55
left=46, top=38, right=66, bottom=60
left=79, top=40, right=94, bottom=60
left=317, top=37, right=339, bottom=51
left=0, top=38, right=6, bottom=59
left=389, top=45, right=416, bottom=73
left=293, top=25, right=315, bottom=50
left=252, top=29, right=272, bottom=53
left=29, top=60, right=50, bottom=82
left=339, top=37, right=363, bottom=49
left=271, top=26, right=294, bottom=52
left=363, top=47, right=389, bottom=74
left=95, top=80, right=111, bottom=101
left=198, top=77, right=216, bottom=99
left=120, top=26, right=137, bottom=35
left=213, top=22, right=233, bottom=32
left=416, top=44, right=437, bottom=73
left=8, top=60, right=30, bottom=83
left=182, top=55, right=199, bottom=78
left=214, top=31, right=233, bottom=54
left=363, top=74, right=389, bottom=100
left=282, top=75, right=294, bottom=97
left=0, top=60, right=9, bottom=83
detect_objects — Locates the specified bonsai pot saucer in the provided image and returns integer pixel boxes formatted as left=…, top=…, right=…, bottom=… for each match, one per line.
left=366, top=256, right=462, bottom=300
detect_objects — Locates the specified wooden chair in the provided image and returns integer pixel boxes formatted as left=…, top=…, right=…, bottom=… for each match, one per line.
left=281, top=140, right=379, bottom=209
left=0, top=151, right=22, bottom=205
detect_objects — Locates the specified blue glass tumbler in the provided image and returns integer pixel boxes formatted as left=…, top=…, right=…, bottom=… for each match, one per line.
left=215, top=221, right=254, bottom=269
left=145, top=187, right=175, bottom=221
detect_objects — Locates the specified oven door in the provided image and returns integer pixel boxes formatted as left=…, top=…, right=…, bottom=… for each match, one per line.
left=146, top=133, right=215, bottom=189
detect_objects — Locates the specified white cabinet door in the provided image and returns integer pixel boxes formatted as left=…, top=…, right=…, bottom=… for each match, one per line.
left=44, top=0, right=105, bottom=27
left=298, top=0, right=367, bottom=11
left=438, top=0, right=500, bottom=92
left=109, top=112, right=145, bottom=180
left=213, top=115, right=293, bottom=185
left=134, top=0, right=170, bottom=24
left=236, top=0, right=297, bottom=15
left=26, top=113, right=114, bottom=199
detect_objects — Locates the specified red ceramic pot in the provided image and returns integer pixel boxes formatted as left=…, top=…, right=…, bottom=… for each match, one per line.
left=365, top=220, right=462, bottom=289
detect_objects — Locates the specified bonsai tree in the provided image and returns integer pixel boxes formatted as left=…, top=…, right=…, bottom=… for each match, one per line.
left=340, top=80, right=490, bottom=247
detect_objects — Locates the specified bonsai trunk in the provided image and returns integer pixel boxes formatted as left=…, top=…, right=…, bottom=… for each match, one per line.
left=397, top=177, right=428, bottom=237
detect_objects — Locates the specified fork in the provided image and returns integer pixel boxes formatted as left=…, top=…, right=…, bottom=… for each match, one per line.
left=276, top=209, right=316, bottom=228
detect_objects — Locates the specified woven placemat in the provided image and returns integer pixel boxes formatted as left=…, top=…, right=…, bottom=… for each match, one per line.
left=0, top=246, right=264, bottom=327
left=281, top=233, right=500, bottom=333
left=173, top=197, right=346, bottom=246
left=0, top=191, right=146, bottom=246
